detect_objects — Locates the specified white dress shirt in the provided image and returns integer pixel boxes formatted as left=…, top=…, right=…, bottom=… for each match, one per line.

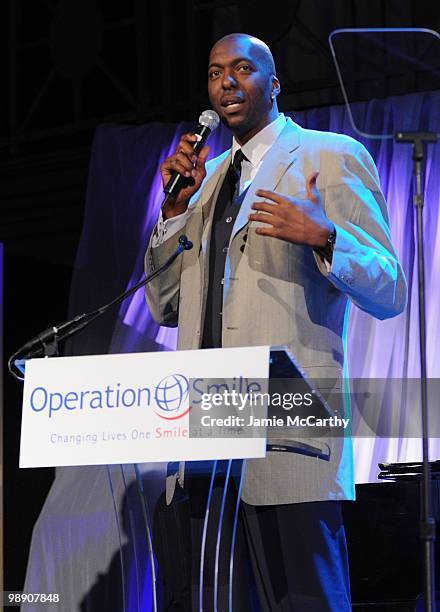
left=152, top=114, right=287, bottom=246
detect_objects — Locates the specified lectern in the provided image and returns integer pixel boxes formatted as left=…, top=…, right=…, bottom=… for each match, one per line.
left=19, top=346, right=335, bottom=612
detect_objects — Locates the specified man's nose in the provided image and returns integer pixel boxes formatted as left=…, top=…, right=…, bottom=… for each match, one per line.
left=221, top=72, right=237, bottom=89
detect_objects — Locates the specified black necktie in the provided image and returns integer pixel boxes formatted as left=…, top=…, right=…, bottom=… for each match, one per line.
left=201, top=149, right=246, bottom=348
left=228, top=148, right=246, bottom=198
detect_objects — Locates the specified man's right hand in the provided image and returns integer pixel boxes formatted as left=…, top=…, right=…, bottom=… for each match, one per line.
left=160, top=133, right=210, bottom=219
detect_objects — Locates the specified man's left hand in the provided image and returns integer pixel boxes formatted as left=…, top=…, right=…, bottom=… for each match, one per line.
left=248, top=172, right=334, bottom=248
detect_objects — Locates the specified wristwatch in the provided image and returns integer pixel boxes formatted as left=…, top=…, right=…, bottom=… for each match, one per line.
left=314, top=228, right=336, bottom=264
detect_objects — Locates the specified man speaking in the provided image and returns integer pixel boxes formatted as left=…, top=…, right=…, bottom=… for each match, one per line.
left=145, top=33, right=406, bottom=612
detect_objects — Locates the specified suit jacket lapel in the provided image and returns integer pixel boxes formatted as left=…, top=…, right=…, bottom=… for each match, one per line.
left=185, top=150, right=231, bottom=309
left=230, top=119, right=302, bottom=243
left=188, top=149, right=230, bottom=225
left=184, top=151, right=230, bottom=261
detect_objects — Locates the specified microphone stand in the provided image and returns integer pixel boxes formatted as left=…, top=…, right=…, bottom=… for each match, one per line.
left=395, top=130, right=438, bottom=612
left=8, top=234, right=193, bottom=382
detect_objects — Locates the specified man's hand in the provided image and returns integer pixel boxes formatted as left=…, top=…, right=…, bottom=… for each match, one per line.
left=160, top=133, right=210, bottom=219
left=248, top=172, right=334, bottom=248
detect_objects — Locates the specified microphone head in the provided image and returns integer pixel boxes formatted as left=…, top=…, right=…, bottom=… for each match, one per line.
left=198, top=109, right=220, bottom=131
left=178, top=235, right=193, bottom=250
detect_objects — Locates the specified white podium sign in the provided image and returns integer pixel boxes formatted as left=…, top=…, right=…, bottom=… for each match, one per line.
left=20, top=346, right=269, bottom=468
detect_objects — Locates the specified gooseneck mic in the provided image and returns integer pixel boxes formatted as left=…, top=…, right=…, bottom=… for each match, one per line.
left=8, top=235, right=193, bottom=381
left=163, top=109, right=220, bottom=201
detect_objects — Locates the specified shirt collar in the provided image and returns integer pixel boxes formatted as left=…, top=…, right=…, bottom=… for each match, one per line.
left=231, top=113, right=286, bottom=168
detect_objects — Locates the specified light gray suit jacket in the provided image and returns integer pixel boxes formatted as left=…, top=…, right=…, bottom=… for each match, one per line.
left=145, top=118, right=407, bottom=505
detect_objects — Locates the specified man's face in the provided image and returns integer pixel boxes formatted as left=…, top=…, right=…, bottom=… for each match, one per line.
left=207, top=36, right=278, bottom=143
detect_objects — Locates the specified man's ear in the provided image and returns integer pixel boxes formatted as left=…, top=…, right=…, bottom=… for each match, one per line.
left=271, top=75, right=281, bottom=99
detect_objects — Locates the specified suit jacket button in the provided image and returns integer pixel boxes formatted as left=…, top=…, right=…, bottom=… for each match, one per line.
left=226, top=216, right=233, bottom=223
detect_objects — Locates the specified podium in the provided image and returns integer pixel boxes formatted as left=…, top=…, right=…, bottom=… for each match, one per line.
left=19, top=346, right=336, bottom=611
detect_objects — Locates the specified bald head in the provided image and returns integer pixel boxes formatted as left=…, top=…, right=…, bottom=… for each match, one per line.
left=210, top=33, right=276, bottom=77
left=207, top=32, right=280, bottom=144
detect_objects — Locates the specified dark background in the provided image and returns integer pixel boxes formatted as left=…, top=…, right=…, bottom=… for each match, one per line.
left=1, top=0, right=439, bottom=598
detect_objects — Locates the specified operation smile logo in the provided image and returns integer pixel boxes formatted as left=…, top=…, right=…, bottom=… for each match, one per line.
left=28, top=373, right=192, bottom=420
left=153, top=374, right=191, bottom=420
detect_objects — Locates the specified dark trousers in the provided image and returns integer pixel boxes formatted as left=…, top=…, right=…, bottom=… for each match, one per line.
left=153, top=464, right=351, bottom=611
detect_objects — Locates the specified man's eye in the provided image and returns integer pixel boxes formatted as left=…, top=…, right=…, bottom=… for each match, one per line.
left=238, top=64, right=252, bottom=72
left=209, top=70, right=220, bottom=79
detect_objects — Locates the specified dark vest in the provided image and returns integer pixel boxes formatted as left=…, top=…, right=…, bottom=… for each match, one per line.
left=201, top=150, right=246, bottom=348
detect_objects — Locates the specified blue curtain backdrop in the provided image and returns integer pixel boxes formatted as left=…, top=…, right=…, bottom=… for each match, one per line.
left=23, top=91, right=440, bottom=610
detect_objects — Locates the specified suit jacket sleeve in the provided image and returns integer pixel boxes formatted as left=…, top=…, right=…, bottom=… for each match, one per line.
left=144, top=225, right=186, bottom=327
left=313, top=139, right=407, bottom=320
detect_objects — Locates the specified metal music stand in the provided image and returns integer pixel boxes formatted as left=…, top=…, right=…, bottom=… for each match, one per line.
left=329, top=27, right=440, bottom=612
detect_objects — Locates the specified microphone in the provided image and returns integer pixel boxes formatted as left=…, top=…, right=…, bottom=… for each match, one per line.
left=8, top=235, right=193, bottom=380
left=163, top=109, right=220, bottom=200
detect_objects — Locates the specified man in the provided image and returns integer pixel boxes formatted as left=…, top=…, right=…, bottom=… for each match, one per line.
left=145, top=33, right=406, bottom=611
